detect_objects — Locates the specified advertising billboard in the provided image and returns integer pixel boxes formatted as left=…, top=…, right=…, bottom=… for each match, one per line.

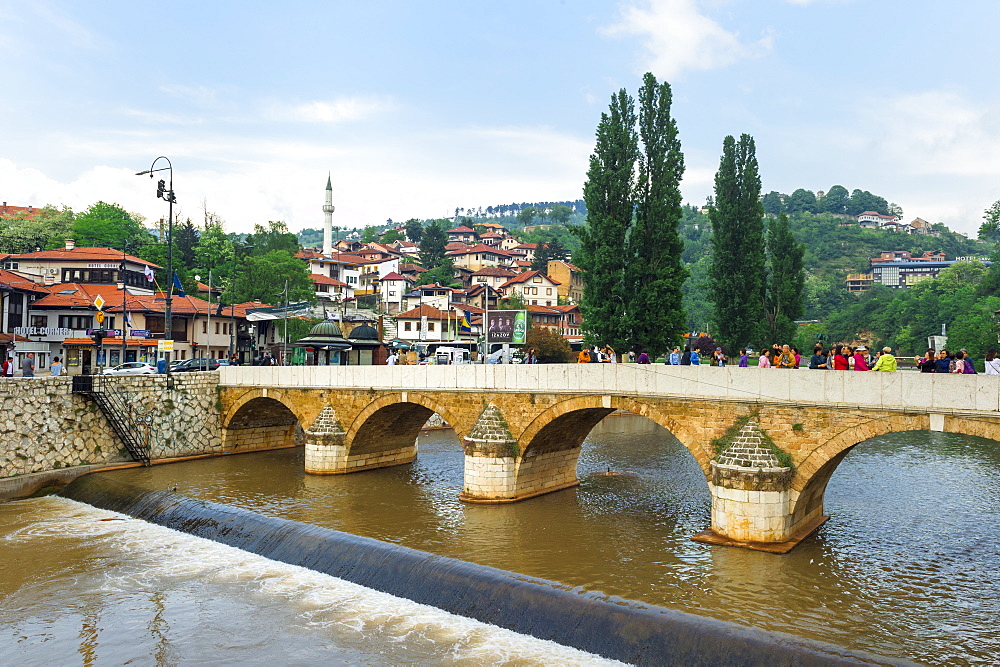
left=485, top=310, right=527, bottom=345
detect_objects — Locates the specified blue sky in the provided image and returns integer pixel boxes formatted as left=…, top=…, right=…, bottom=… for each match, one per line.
left=2, top=0, right=999, bottom=236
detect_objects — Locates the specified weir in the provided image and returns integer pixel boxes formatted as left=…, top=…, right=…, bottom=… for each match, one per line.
left=60, top=474, right=903, bottom=666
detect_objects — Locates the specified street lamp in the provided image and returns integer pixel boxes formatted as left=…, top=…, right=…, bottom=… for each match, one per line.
left=195, top=270, right=213, bottom=360
left=276, top=278, right=289, bottom=365
left=136, top=157, right=175, bottom=374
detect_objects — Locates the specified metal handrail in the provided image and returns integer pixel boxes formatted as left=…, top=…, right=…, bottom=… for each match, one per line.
left=71, top=374, right=151, bottom=465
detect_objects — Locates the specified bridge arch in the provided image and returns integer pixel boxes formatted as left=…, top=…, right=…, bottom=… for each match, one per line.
left=790, top=413, right=1000, bottom=531
left=345, top=392, right=471, bottom=458
left=221, top=389, right=306, bottom=452
left=517, top=395, right=715, bottom=480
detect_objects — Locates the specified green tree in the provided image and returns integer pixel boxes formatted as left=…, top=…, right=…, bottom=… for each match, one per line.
left=193, top=221, right=236, bottom=284
left=625, top=72, right=687, bottom=354
left=575, top=88, right=637, bottom=351
left=362, top=226, right=379, bottom=243
left=381, top=229, right=404, bottom=243
left=175, top=217, right=200, bottom=267
left=245, top=221, right=299, bottom=256
left=232, top=250, right=314, bottom=304
left=820, top=185, right=850, bottom=214
left=763, top=213, right=805, bottom=343
left=786, top=189, right=817, bottom=214
left=546, top=204, right=573, bottom=224
left=418, top=221, right=449, bottom=270
left=525, top=326, right=572, bottom=363
left=761, top=191, right=785, bottom=216
left=0, top=205, right=75, bottom=253
left=404, top=218, right=423, bottom=244
left=71, top=201, right=152, bottom=248
left=709, top=134, right=765, bottom=351
left=516, top=206, right=538, bottom=226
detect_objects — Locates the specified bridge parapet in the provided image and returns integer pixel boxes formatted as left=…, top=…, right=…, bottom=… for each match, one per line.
left=219, top=365, right=1000, bottom=414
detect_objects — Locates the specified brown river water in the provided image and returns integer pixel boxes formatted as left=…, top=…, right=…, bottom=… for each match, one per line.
left=2, top=414, right=999, bottom=665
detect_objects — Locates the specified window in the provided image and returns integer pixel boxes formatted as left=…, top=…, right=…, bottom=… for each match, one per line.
left=531, top=300, right=537, bottom=305
left=389, top=291, right=396, bottom=296
left=532, top=277, right=541, bottom=283
left=404, top=322, right=412, bottom=331
left=215, top=322, right=220, bottom=334
left=30, top=315, right=47, bottom=328
left=546, top=288, right=552, bottom=295
left=428, top=322, right=436, bottom=331
left=58, top=314, right=93, bottom=330
left=2, top=261, right=17, bottom=270
left=202, top=321, right=208, bottom=333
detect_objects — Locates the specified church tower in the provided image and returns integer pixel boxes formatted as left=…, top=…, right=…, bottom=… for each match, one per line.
left=322, top=173, right=335, bottom=255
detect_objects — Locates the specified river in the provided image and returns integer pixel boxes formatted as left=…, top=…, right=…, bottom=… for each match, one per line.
left=2, top=414, right=998, bottom=664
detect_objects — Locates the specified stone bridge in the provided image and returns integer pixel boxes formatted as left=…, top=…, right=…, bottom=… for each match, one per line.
left=218, top=365, right=1000, bottom=550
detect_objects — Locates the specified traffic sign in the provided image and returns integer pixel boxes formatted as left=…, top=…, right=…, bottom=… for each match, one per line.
left=93, top=295, right=106, bottom=310
left=95, top=311, right=105, bottom=324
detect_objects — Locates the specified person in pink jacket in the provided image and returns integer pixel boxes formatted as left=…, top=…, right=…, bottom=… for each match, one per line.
left=852, top=346, right=870, bottom=371
left=758, top=349, right=771, bottom=368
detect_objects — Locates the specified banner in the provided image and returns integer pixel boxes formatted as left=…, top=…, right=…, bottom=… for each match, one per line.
left=485, top=310, right=527, bottom=345
left=419, top=315, right=428, bottom=341
left=245, top=301, right=312, bottom=321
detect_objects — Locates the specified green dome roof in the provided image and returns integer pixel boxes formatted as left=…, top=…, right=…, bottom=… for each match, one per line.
left=349, top=324, right=379, bottom=340
left=308, top=320, right=343, bottom=338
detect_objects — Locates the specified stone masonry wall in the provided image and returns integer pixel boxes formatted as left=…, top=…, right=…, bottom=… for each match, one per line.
left=0, top=374, right=221, bottom=479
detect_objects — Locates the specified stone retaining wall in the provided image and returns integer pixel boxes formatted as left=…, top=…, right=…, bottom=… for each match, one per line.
left=0, top=374, right=221, bottom=479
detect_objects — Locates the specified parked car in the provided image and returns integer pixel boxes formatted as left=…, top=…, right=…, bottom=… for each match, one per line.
left=171, top=358, right=223, bottom=373
left=103, top=362, right=157, bottom=375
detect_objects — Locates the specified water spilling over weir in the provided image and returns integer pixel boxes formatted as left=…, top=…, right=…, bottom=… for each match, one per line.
left=59, top=474, right=889, bottom=666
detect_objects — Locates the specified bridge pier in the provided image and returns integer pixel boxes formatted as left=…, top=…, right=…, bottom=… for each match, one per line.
left=693, top=419, right=825, bottom=553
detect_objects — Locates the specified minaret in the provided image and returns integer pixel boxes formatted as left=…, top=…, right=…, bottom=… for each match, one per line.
left=322, top=173, right=335, bottom=255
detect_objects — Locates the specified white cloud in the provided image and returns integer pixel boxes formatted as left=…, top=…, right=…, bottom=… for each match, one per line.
left=604, top=0, right=772, bottom=78
left=262, top=96, right=393, bottom=124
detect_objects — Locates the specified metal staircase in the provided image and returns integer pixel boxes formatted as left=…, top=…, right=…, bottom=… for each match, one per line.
left=71, top=375, right=152, bottom=465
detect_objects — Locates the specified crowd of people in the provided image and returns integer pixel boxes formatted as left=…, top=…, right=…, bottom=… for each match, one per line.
left=571, top=342, right=1000, bottom=374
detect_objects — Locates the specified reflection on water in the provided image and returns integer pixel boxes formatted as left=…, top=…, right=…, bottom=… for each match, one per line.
left=3, top=413, right=999, bottom=664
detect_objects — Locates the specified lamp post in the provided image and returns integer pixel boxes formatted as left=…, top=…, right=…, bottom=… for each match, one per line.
left=276, top=278, right=289, bottom=365
left=118, top=242, right=128, bottom=364
left=227, top=243, right=253, bottom=361
left=195, top=270, right=212, bottom=360
left=136, top=157, right=175, bottom=374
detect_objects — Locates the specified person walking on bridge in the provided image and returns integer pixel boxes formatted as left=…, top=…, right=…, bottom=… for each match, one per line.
left=871, top=347, right=897, bottom=372
left=21, top=352, right=35, bottom=377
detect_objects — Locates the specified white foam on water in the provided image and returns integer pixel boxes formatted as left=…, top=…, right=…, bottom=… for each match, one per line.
left=6, top=496, right=625, bottom=666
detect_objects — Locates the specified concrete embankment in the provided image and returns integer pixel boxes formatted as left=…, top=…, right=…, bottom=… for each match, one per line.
left=60, top=474, right=909, bottom=666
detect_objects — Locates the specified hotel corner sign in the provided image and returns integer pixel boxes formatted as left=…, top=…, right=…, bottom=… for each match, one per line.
left=13, top=327, right=72, bottom=337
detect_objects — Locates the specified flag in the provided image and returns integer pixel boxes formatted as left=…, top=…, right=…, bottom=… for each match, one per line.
left=459, top=310, right=473, bottom=334
left=144, top=265, right=154, bottom=282
left=124, top=310, right=133, bottom=328
left=172, top=272, right=185, bottom=297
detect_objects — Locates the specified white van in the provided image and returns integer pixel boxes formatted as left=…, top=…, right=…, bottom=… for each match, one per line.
left=434, top=347, right=473, bottom=365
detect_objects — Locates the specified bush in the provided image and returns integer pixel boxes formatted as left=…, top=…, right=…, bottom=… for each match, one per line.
left=525, top=327, right=572, bottom=363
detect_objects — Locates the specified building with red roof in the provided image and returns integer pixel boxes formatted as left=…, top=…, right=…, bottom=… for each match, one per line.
left=498, top=270, right=561, bottom=307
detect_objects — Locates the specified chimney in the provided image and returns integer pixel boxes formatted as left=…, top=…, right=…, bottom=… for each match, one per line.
left=65, top=238, right=76, bottom=251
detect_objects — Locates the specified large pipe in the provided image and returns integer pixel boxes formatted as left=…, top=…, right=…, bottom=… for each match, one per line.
left=60, top=475, right=901, bottom=666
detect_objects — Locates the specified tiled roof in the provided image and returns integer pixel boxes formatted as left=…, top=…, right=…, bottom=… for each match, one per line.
left=0, top=204, right=39, bottom=218
left=380, top=272, right=409, bottom=281
left=471, top=266, right=516, bottom=277
left=399, top=263, right=428, bottom=273
left=395, top=304, right=459, bottom=320
left=7, top=246, right=162, bottom=268
left=499, top=270, right=561, bottom=289
left=0, top=269, right=50, bottom=294
left=515, top=243, right=538, bottom=249
left=514, top=260, right=532, bottom=268
left=446, top=243, right=516, bottom=257
left=311, top=274, right=351, bottom=287
left=446, top=225, right=476, bottom=233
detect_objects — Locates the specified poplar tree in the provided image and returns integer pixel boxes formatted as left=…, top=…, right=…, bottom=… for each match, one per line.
left=709, top=134, right=765, bottom=350
left=763, top=212, right=805, bottom=344
left=625, top=73, right=687, bottom=353
left=576, top=89, right=637, bottom=351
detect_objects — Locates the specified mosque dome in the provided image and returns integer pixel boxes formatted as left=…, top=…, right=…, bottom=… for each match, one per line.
left=349, top=324, right=379, bottom=341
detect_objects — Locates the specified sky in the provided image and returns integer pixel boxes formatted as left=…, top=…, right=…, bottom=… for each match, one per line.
left=2, top=0, right=1000, bottom=237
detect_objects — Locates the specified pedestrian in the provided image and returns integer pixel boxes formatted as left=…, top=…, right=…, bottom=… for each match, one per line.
left=738, top=349, right=749, bottom=367
left=577, top=347, right=591, bottom=363
left=669, top=346, right=681, bottom=365
left=387, top=351, right=399, bottom=365
left=960, top=349, right=976, bottom=374
left=260, top=352, right=273, bottom=367
left=758, top=349, right=771, bottom=368
left=1, top=355, right=11, bottom=377
left=775, top=344, right=796, bottom=369
left=985, top=349, right=1000, bottom=375
left=589, top=346, right=601, bottom=363
left=21, top=352, right=35, bottom=377
left=680, top=347, right=692, bottom=365
left=637, top=349, right=651, bottom=364
left=50, top=356, right=63, bottom=377
left=792, top=347, right=801, bottom=368
left=712, top=347, right=726, bottom=367
left=809, top=346, right=827, bottom=369
left=917, top=349, right=937, bottom=373
left=935, top=349, right=952, bottom=373
left=871, top=346, right=897, bottom=372
left=852, top=346, right=870, bottom=371
left=688, top=347, right=701, bottom=366
left=832, top=345, right=850, bottom=370
left=230, top=352, right=240, bottom=366
left=602, top=345, right=615, bottom=363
